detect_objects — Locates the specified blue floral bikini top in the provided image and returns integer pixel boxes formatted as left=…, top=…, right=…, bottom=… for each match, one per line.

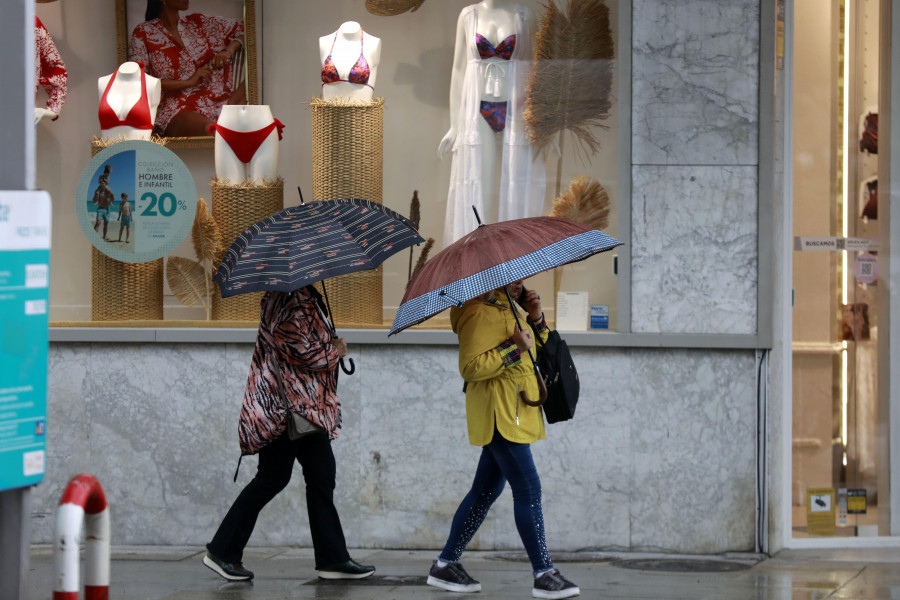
left=476, top=33, right=516, bottom=60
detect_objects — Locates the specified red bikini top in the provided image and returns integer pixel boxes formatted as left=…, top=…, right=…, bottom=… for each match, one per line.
left=98, top=64, right=153, bottom=131
left=321, top=30, right=372, bottom=88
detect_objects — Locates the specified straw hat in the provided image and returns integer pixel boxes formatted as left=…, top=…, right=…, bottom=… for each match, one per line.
left=365, top=0, right=426, bottom=16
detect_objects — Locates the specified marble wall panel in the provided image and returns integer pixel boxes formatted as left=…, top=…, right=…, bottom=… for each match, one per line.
left=632, top=0, right=760, bottom=166
left=539, top=348, right=634, bottom=551
left=629, top=349, right=757, bottom=552
left=631, top=165, right=758, bottom=334
left=85, top=344, right=233, bottom=544
left=30, top=344, right=94, bottom=540
left=349, top=344, right=477, bottom=550
left=37, top=343, right=758, bottom=555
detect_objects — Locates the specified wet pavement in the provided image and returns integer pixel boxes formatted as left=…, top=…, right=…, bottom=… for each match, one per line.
left=25, top=545, right=900, bottom=599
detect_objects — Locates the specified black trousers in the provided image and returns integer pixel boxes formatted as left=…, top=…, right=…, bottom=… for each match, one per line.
left=208, top=431, right=351, bottom=569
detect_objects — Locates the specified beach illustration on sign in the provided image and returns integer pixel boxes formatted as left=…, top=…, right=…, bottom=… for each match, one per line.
left=86, top=150, right=137, bottom=253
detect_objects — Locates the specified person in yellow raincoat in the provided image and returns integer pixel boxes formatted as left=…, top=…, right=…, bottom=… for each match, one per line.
left=426, top=279, right=580, bottom=600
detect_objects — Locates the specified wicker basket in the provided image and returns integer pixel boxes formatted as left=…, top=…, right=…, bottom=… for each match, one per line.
left=91, top=249, right=164, bottom=321
left=311, top=97, right=384, bottom=327
left=311, top=97, right=384, bottom=204
left=314, top=265, right=384, bottom=328
left=89, top=138, right=166, bottom=321
left=211, top=178, right=284, bottom=322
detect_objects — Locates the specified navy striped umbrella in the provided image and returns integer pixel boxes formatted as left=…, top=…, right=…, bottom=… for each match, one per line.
left=390, top=216, right=622, bottom=336
left=215, top=198, right=424, bottom=298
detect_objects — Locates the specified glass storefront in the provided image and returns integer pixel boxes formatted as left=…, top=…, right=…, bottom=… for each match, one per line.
left=791, top=0, right=885, bottom=538
left=37, top=1, right=622, bottom=331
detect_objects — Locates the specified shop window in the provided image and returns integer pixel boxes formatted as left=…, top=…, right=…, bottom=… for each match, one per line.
left=38, top=0, right=622, bottom=332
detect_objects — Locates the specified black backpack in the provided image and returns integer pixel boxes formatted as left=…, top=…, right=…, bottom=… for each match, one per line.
left=534, top=329, right=579, bottom=423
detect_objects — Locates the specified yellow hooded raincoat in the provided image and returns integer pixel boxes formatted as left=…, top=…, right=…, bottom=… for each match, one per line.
left=450, top=297, right=550, bottom=446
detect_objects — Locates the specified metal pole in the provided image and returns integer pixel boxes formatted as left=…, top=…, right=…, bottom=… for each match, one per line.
left=0, top=2, right=37, bottom=598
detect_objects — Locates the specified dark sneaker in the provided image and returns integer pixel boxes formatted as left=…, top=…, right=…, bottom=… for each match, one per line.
left=426, top=560, right=482, bottom=593
left=202, top=550, right=254, bottom=581
left=317, top=559, right=376, bottom=580
left=533, top=569, right=579, bottom=599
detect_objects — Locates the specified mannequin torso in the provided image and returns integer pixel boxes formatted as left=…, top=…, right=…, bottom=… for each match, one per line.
left=97, top=62, right=161, bottom=140
left=438, top=1, right=529, bottom=158
left=473, top=2, right=519, bottom=99
left=213, top=105, right=280, bottom=184
left=319, top=21, right=381, bottom=102
left=439, top=1, right=542, bottom=244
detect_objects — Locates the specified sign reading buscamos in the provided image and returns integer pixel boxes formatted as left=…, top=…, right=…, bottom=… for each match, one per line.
left=76, top=140, right=197, bottom=263
left=794, top=236, right=881, bottom=252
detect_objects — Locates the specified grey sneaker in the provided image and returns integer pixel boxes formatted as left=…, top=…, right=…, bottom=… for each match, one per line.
left=202, top=550, right=254, bottom=581
left=426, top=560, right=482, bottom=593
left=533, top=569, right=580, bottom=599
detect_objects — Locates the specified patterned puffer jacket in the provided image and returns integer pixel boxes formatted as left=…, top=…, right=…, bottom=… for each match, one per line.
left=238, top=287, right=342, bottom=455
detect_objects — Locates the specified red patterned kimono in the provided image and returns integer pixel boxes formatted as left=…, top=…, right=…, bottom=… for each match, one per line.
left=238, top=288, right=342, bottom=455
left=128, top=13, right=243, bottom=133
left=34, top=16, right=67, bottom=118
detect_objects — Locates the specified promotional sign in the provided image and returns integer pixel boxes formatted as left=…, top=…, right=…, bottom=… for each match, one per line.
left=854, top=253, right=878, bottom=285
left=0, top=191, right=50, bottom=491
left=76, top=140, right=196, bottom=263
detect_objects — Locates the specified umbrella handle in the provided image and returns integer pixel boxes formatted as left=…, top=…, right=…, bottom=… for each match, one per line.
left=340, top=357, right=355, bottom=375
left=503, top=286, right=547, bottom=407
left=521, top=366, right=548, bottom=407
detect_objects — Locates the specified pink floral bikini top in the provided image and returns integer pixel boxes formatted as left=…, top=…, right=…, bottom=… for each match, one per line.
left=321, top=31, right=372, bottom=88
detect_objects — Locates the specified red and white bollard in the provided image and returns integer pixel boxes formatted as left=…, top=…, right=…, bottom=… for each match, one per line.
left=53, top=473, right=110, bottom=600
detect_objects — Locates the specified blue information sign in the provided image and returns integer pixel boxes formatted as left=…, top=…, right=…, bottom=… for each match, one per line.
left=0, top=191, right=50, bottom=491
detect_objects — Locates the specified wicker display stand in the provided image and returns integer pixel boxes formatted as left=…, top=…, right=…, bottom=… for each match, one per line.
left=89, top=137, right=164, bottom=321
left=91, top=250, right=164, bottom=320
left=211, top=178, right=284, bottom=322
left=311, top=97, right=384, bottom=326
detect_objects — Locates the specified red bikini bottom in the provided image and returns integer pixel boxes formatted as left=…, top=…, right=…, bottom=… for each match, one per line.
left=209, top=118, right=285, bottom=164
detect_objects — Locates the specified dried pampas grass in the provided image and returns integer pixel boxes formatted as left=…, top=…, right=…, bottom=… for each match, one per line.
left=408, top=238, right=435, bottom=289
left=524, top=0, right=615, bottom=157
left=192, top=198, right=222, bottom=266
left=550, top=175, right=610, bottom=231
left=309, top=96, right=386, bottom=109
left=166, top=197, right=225, bottom=320
left=210, top=176, right=284, bottom=189
left=407, top=190, right=421, bottom=280
left=166, top=256, right=209, bottom=309
left=548, top=175, right=612, bottom=301
left=409, top=190, right=421, bottom=231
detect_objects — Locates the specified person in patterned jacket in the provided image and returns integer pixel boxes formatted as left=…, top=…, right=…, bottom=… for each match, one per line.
left=204, top=286, right=375, bottom=582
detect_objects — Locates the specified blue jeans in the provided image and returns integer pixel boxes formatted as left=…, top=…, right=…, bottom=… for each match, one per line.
left=440, top=433, right=553, bottom=574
